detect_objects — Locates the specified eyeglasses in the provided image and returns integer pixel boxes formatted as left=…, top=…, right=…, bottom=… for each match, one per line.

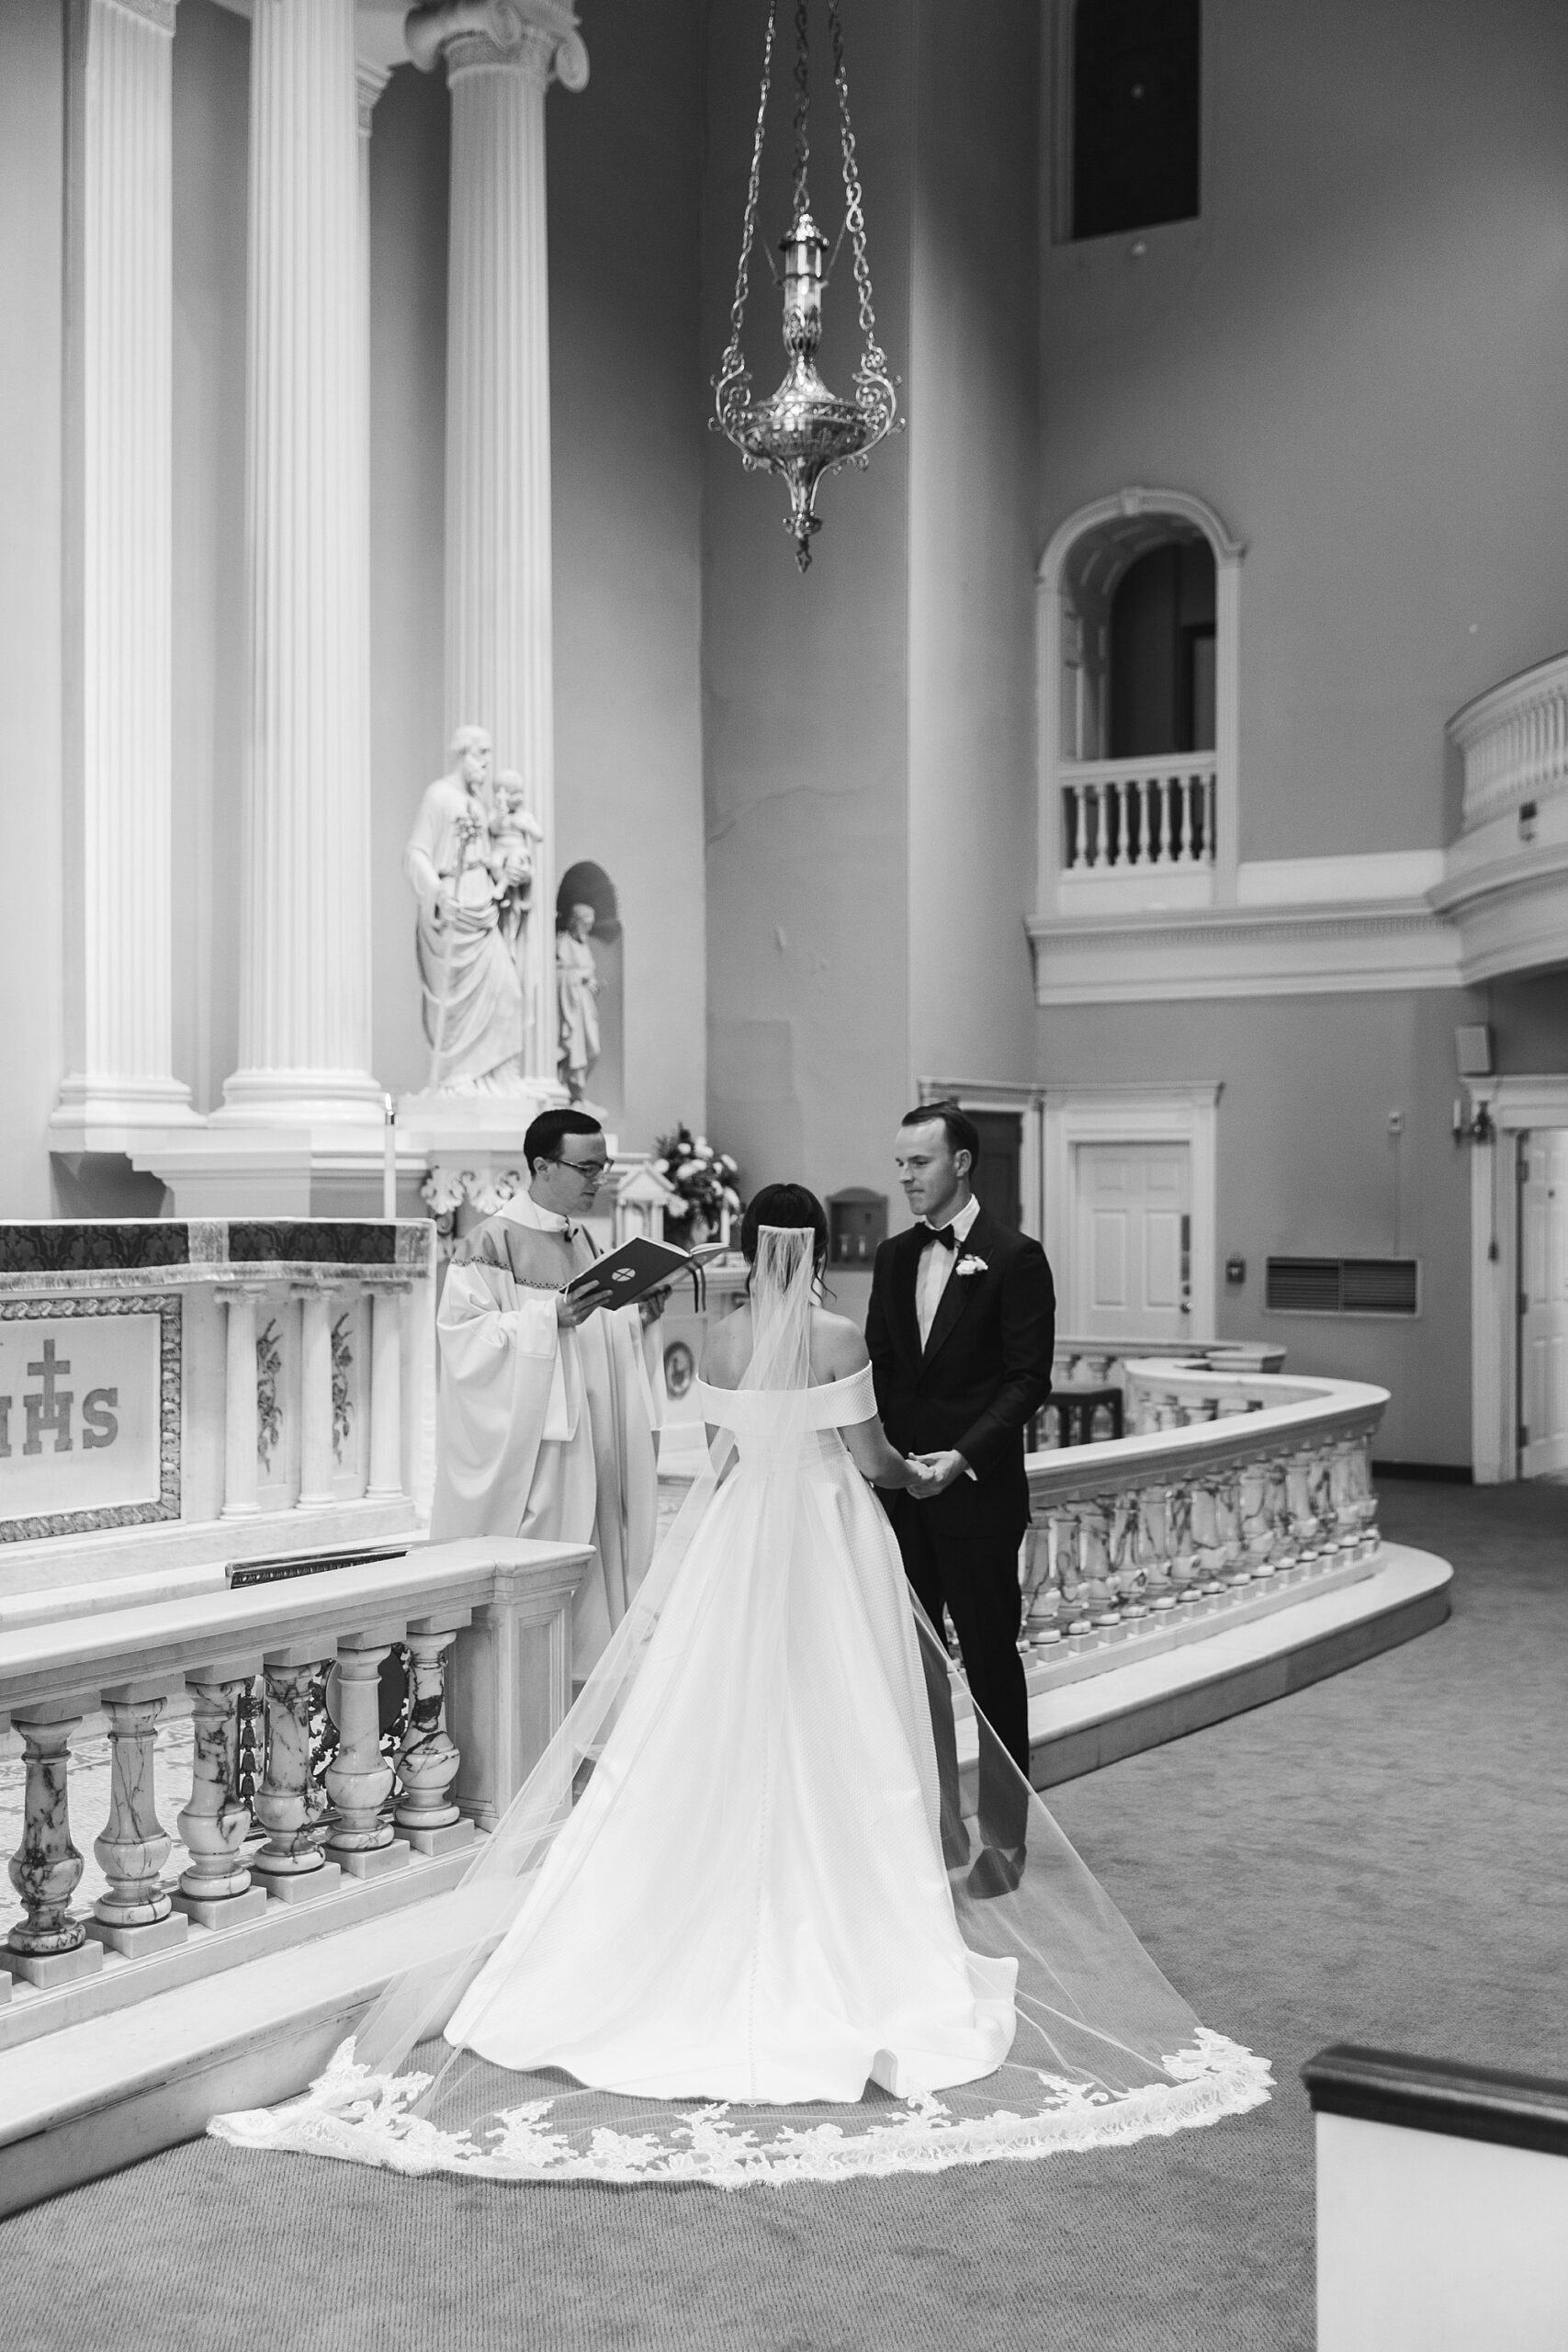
left=542, top=1157, right=609, bottom=1186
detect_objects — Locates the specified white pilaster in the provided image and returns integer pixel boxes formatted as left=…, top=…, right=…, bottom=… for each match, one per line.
left=220, top=0, right=380, bottom=1128
left=51, top=0, right=197, bottom=1148
left=428, top=0, right=586, bottom=1083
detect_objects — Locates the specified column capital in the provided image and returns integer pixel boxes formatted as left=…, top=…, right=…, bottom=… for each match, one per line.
left=405, top=0, right=588, bottom=92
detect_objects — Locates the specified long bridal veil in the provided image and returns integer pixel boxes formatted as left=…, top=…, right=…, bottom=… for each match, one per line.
left=211, top=1227, right=1269, bottom=2186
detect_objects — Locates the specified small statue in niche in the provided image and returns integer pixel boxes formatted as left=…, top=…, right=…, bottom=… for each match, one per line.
left=557, top=900, right=602, bottom=1104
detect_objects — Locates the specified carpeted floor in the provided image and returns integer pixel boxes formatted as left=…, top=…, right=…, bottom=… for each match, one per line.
left=3, top=1479, right=1563, bottom=2352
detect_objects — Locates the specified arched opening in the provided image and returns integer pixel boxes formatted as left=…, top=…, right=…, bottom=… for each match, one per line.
left=556, top=861, right=623, bottom=1119
left=1109, top=539, right=1215, bottom=758
left=1037, top=488, right=1241, bottom=900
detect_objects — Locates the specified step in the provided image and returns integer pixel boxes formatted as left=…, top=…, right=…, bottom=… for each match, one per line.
left=0, top=1893, right=461, bottom=2219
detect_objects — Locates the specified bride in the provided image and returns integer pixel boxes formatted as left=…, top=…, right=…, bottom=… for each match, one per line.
left=212, top=1186, right=1270, bottom=2185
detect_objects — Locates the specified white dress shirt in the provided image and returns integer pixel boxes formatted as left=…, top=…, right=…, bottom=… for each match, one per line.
left=915, top=1193, right=981, bottom=1350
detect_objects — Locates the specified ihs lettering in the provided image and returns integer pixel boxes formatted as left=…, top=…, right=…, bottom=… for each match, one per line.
left=0, top=1336, right=118, bottom=1460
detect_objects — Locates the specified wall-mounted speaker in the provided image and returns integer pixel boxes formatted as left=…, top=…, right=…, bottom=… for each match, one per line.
left=1454, top=1023, right=1492, bottom=1079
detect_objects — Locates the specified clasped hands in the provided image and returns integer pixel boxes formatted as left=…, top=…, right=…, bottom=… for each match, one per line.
left=904, top=1449, right=968, bottom=1500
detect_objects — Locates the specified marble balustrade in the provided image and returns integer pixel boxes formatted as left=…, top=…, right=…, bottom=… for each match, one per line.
left=0, top=1536, right=591, bottom=1998
left=1021, top=1364, right=1386, bottom=1645
left=1037, top=1337, right=1288, bottom=1449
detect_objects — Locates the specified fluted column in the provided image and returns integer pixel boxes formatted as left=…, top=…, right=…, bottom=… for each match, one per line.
left=52, top=0, right=196, bottom=1145
left=220, top=0, right=380, bottom=1126
left=415, top=0, right=586, bottom=1084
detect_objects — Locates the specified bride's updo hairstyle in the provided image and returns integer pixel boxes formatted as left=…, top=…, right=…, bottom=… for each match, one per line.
left=740, top=1182, right=829, bottom=1274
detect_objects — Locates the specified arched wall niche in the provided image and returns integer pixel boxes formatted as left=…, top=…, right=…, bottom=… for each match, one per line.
left=1036, top=488, right=1244, bottom=910
left=556, top=859, right=624, bottom=1121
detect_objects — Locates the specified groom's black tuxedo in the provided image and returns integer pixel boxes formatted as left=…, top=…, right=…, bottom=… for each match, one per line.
left=867, top=1205, right=1055, bottom=1852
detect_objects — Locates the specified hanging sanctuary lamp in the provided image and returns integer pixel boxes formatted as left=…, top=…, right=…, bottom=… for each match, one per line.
left=713, top=0, right=899, bottom=571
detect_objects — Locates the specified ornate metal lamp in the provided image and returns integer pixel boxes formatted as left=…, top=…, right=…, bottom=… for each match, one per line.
left=713, top=0, right=899, bottom=571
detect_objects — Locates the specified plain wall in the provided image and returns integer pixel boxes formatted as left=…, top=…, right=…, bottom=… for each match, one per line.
left=0, top=0, right=64, bottom=1217
left=1039, top=0, right=1568, bottom=863
left=701, top=0, right=915, bottom=1205
left=1038, top=989, right=1480, bottom=1464
left=548, top=0, right=708, bottom=1151
left=172, top=0, right=248, bottom=1114
left=907, top=0, right=1040, bottom=1097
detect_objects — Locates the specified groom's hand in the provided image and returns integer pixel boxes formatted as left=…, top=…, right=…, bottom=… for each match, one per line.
left=909, top=1449, right=969, bottom=1498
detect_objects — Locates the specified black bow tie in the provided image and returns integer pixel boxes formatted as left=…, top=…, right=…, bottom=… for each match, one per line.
left=924, top=1224, right=958, bottom=1250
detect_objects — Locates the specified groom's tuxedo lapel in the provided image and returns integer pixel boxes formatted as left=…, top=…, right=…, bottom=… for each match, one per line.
left=919, top=1207, right=993, bottom=1375
left=894, top=1222, right=926, bottom=1369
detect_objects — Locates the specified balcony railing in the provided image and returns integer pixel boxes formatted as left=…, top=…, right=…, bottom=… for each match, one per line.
left=1450, top=650, right=1568, bottom=833
left=1061, top=755, right=1218, bottom=876
left=1021, top=1361, right=1385, bottom=1659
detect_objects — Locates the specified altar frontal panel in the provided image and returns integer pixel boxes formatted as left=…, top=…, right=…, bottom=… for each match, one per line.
left=0, top=1298, right=181, bottom=1540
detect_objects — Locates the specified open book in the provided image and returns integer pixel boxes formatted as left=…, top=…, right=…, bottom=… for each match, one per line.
left=565, top=1236, right=729, bottom=1308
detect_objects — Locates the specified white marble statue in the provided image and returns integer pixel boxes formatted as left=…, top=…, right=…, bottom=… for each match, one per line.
left=404, top=726, right=534, bottom=1094
left=557, top=900, right=602, bottom=1104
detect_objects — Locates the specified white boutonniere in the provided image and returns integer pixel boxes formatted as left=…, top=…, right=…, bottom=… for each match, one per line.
left=953, top=1253, right=987, bottom=1278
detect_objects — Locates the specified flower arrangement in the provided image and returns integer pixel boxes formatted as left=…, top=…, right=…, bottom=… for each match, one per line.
left=653, top=1125, right=742, bottom=1241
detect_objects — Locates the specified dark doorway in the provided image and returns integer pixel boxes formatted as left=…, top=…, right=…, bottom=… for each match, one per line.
left=970, top=1112, right=1023, bottom=1230
left=1109, top=539, right=1216, bottom=757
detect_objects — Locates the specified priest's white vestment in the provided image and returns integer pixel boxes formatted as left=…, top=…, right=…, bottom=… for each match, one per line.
left=430, top=1191, right=661, bottom=1674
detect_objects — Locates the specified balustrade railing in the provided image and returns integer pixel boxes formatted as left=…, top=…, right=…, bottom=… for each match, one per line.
left=1061, top=755, right=1217, bottom=876
left=1021, top=1363, right=1385, bottom=1651
left=0, top=1536, right=589, bottom=2030
left=1450, top=650, right=1568, bottom=832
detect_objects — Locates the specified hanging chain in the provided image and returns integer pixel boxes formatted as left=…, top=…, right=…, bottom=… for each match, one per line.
left=718, top=0, right=778, bottom=396
left=792, top=0, right=811, bottom=215
left=828, top=0, right=879, bottom=350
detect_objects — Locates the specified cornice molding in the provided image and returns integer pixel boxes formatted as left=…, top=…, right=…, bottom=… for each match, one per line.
left=1027, top=899, right=1462, bottom=1006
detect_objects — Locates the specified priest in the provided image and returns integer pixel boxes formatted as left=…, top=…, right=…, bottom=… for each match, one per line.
left=432, top=1109, right=663, bottom=1675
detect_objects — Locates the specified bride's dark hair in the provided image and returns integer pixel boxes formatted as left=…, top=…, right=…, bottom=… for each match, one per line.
left=740, top=1182, right=829, bottom=1272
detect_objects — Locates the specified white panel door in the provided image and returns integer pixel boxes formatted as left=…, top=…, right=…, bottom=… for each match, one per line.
left=1519, top=1131, right=1568, bottom=1476
left=1073, top=1143, right=1192, bottom=1341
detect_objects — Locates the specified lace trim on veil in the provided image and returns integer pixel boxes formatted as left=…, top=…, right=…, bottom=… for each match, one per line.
left=210, top=2030, right=1272, bottom=2188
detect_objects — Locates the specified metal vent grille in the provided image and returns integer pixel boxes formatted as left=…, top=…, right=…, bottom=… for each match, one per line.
left=1265, top=1258, right=1343, bottom=1313
left=1265, top=1256, right=1420, bottom=1317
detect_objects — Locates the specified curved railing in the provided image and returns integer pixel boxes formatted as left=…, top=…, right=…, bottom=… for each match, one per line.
left=1021, top=1361, right=1387, bottom=1650
left=1449, top=649, right=1568, bottom=832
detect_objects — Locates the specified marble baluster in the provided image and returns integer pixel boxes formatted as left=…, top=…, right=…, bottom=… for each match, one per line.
left=89, top=1682, right=188, bottom=1954
left=1136, top=1482, right=1174, bottom=1606
left=6, top=1706, right=104, bottom=1986
left=366, top=1282, right=407, bottom=1498
left=1051, top=1503, right=1090, bottom=1644
left=297, top=1283, right=337, bottom=1508
left=325, top=1632, right=409, bottom=1875
left=219, top=1283, right=265, bottom=1517
left=1166, top=1477, right=1198, bottom=1598
left=253, top=1650, right=341, bottom=1901
left=396, top=1618, right=476, bottom=1852
left=175, top=1660, right=268, bottom=1928
left=1305, top=1444, right=1335, bottom=1567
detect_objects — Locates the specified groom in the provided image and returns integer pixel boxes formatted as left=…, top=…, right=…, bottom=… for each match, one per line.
left=867, top=1102, right=1055, bottom=1895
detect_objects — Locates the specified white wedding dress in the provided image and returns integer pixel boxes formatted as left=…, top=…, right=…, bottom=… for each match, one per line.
left=211, top=1229, right=1270, bottom=2187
